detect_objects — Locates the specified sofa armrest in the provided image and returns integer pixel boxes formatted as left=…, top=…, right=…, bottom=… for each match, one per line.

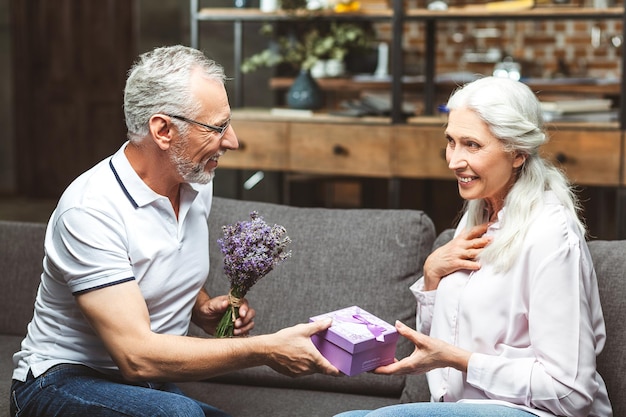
left=0, top=220, right=47, bottom=336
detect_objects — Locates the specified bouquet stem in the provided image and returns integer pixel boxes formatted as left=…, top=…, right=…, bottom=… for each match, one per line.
left=215, top=288, right=244, bottom=338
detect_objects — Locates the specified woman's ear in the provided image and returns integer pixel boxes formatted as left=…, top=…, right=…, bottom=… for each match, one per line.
left=513, top=151, right=527, bottom=169
left=149, top=114, right=172, bottom=151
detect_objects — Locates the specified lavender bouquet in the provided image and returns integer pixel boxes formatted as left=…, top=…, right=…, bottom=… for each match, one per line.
left=215, top=211, right=292, bottom=338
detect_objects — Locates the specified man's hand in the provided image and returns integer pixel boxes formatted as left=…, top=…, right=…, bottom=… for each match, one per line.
left=191, top=289, right=256, bottom=336
left=264, top=319, right=341, bottom=378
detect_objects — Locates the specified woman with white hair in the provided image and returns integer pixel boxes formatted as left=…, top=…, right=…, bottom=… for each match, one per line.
left=336, top=76, right=612, bottom=417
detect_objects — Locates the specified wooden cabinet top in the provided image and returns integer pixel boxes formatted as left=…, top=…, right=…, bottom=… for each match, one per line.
left=232, top=108, right=620, bottom=130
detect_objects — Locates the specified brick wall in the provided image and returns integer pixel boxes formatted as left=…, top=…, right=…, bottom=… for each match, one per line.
left=370, top=0, right=623, bottom=81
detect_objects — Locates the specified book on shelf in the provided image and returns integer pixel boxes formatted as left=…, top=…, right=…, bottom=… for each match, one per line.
left=270, top=108, right=314, bottom=118
left=540, top=99, right=612, bottom=115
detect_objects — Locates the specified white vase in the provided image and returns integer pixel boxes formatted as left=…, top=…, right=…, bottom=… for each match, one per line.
left=307, top=0, right=329, bottom=10
left=325, top=59, right=345, bottom=77
left=310, top=61, right=327, bottom=78
left=260, top=0, right=278, bottom=12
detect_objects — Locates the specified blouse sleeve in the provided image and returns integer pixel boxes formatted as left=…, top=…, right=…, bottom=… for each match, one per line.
left=410, top=278, right=436, bottom=335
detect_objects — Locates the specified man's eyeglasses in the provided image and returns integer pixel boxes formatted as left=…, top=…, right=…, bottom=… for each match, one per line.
left=167, top=114, right=230, bottom=139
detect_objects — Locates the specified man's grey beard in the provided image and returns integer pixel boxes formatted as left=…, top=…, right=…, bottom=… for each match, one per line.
left=170, top=139, right=218, bottom=184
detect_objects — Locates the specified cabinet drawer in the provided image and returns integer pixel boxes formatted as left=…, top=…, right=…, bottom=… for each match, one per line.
left=288, top=123, right=391, bottom=177
left=220, top=120, right=288, bottom=170
left=392, top=125, right=454, bottom=179
left=541, top=129, right=621, bottom=186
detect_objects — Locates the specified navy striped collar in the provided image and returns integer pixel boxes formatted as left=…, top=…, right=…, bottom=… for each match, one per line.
left=109, top=158, right=139, bottom=208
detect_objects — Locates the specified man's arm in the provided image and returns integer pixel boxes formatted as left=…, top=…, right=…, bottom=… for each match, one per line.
left=76, top=281, right=338, bottom=382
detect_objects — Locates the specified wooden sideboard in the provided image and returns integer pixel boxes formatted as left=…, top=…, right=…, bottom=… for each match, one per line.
left=226, top=109, right=624, bottom=187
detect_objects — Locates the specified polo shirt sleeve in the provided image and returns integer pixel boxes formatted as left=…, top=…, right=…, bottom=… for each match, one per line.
left=47, top=207, right=134, bottom=295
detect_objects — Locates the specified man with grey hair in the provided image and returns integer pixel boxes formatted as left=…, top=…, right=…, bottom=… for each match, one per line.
left=10, top=45, right=339, bottom=417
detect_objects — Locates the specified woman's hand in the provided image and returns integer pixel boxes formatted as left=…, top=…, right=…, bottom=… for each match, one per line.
left=191, top=289, right=256, bottom=336
left=423, top=223, right=492, bottom=291
left=373, top=321, right=471, bottom=375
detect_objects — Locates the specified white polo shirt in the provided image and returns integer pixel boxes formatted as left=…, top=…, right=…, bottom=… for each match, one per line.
left=13, top=142, right=213, bottom=381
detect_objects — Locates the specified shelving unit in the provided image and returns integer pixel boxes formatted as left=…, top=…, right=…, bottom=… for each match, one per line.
left=190, top=1, right=624, bottom=123
left=189, top=0, right=393, bottom=109
left=189, top=1, right=626, bottom=238
left=407, top=6, right=626, bottom=126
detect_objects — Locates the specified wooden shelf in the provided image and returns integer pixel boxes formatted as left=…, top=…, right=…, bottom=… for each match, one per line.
left=406, top=6, right=623, bottom=19
left=196, top=8, right=392, bottom=21
left=232, top=108, right=392, bottom=124
left=232, top=108, right=619, bottom=130
left=269, top=77, right=621, bottom=96
left=197, top=6, right=623, bottom=20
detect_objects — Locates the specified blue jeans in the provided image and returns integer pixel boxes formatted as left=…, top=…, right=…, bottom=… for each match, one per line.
left=335, top=403, right=538, bottom=417
left=10, top=364, right=231, bottom=417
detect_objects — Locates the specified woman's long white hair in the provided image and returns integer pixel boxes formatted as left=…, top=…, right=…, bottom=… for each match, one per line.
left=446, top=76, right=586, bottom=272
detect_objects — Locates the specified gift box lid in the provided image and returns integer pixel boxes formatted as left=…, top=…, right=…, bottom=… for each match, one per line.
left=309, top=306, right=398, bottom=354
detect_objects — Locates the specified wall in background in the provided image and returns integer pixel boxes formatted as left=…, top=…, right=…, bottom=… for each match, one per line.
left=0, top=0, right=15, bottom=194
left=0, top=0, right=276, bottom=201
left=376, top=0, right=623, bottom=82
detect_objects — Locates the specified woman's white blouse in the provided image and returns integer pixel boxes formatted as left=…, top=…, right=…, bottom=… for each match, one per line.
left=411, top=192, right=612, bottom=417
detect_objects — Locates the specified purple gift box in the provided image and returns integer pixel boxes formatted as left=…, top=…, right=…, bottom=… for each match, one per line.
left=309, top=306, right=398, bottom=376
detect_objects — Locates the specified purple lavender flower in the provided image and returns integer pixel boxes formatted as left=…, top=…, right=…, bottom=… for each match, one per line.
left=215, top=211, right=291, bottom=337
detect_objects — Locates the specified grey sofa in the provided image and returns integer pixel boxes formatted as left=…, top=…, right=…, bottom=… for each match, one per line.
left=0, top=196, right=624, bottom=417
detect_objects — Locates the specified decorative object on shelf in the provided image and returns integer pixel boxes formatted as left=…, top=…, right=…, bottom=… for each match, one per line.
left=287, top=69, right=324, bottom=110
left=311, top=58, right=346, bottom=78
left=373, top=42, right=389, bottom=78
left=306, top=0, right=330, bottom=9
left=233, top=0, right=248, bottom=7
left=305, top=0, right=361, bottom=11
left=493, top=56, right=521, bottom=81
left=260, top=0, right=279, bottom=12
left=324, top=58, right=345, bottom=77
left=241, top=22, right=373, bottom=75
left=333, top=0, right=362, bottom=12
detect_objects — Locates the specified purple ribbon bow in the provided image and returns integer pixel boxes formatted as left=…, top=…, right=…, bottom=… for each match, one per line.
left=333, top=311, right=387, bottom=342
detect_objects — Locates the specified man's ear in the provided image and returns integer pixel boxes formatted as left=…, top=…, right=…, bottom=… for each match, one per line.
left=149, top=114, right=173, bottom=150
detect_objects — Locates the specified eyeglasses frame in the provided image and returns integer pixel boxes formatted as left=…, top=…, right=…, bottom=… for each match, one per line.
left=166, top=114, right=230, bottom=139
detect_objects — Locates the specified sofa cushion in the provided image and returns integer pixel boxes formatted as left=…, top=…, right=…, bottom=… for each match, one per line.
left=0, top=220, right=46, bottom=336
left=191, top=197, right=436, bottom=397
left=588, top=239, right=626, bottom=417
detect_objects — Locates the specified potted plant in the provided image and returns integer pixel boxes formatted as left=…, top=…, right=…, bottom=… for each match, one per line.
left=241, top=22, right=373, bottom=75
left=241, top=21, right=374, bottom=110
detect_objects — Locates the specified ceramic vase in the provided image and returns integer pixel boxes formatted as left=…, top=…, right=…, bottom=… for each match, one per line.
left=286, top=69, right=323, bottom=110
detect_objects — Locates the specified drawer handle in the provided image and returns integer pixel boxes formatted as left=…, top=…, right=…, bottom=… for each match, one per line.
left=333, top=144, right=349, bottom=156
left=440, top=148, right=446, bottom=160
left=555, top=152, right=568, bottom=164
left=238, top=140, right=247, bottom=151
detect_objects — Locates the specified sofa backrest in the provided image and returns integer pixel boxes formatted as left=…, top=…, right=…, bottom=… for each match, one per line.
left=0, top=220, right=46, bottom=336
left=193, top=196, right=436, bottom=399
left=588, top=239, right=626, bottom=417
